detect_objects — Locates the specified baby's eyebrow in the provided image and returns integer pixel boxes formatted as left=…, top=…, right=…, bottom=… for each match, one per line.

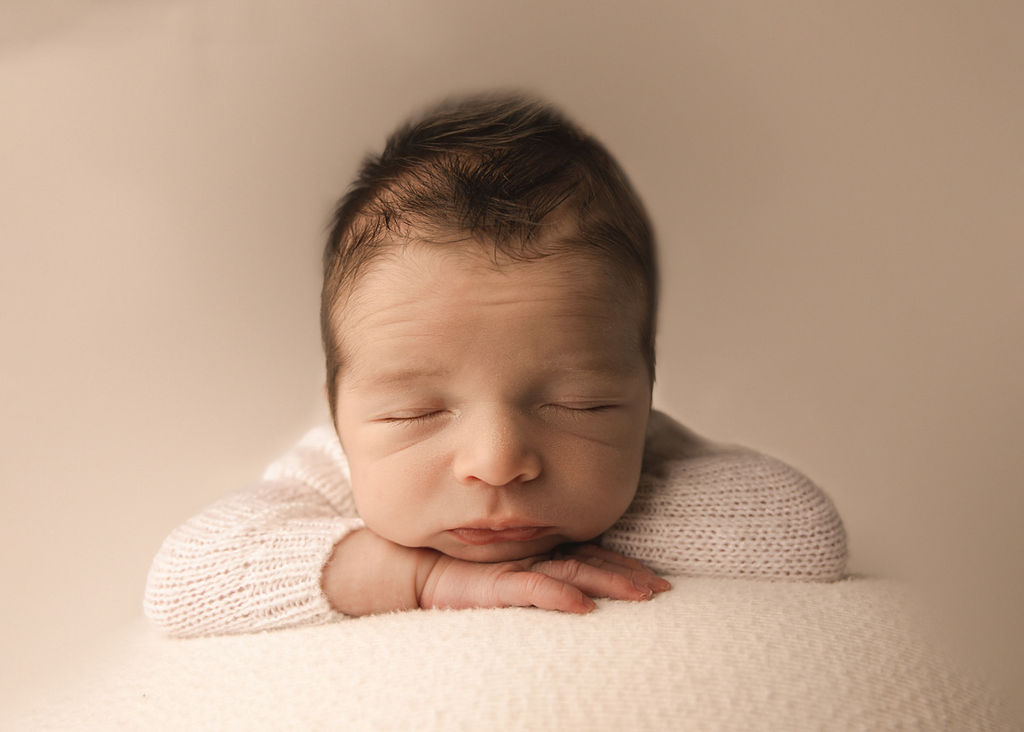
left=350, top=359, right=639, bottom=392
left=353, top=367, right=451, bottom=391
left=555, top=359, right=639, bottom=379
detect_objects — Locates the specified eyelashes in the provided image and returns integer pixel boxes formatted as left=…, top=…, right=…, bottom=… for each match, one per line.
left=376, top=404, right=619, bottom=426
left=377, top=410, right=447, bottom=424
left=545, top=404, right=619, bottom=420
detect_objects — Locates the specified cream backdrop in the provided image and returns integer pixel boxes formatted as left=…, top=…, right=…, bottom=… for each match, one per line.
left=2, top=0, right=1022, bottom=718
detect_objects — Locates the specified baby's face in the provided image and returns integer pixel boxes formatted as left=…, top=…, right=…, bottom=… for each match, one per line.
left=332, top=243, right=651, bottom=562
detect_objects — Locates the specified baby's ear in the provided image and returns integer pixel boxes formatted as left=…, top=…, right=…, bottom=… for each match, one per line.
left=323, top=383, right=329, bottom=399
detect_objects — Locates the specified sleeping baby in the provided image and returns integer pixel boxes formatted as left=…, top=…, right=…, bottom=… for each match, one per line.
left=144, top=92, right=847, bottom=636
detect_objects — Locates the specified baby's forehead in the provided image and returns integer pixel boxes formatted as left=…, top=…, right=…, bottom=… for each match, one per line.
left=338, top=242, right=642, bottom=344
left=349, top=246, right=636, bottom=328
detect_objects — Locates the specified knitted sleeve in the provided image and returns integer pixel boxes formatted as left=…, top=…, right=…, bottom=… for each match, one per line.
left=143, top=425, right=364, bottom=638
left=601, top=412, right=848, bottom=581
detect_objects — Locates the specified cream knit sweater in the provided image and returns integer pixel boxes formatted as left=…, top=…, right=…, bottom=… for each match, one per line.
left=144, top=411, right=847, bottom=637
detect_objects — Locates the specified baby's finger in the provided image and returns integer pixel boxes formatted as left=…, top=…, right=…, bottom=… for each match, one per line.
left=559, top=542, right=650, bottom=572
left=557, top=544, right=671, bottom=593
left=531, top=558, right=655, bottom=602
left=493, top=571, right=596, bottom=614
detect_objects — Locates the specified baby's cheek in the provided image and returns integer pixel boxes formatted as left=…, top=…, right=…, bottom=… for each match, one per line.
left=584, top=466, right=642, bottom=530
left=353, top=468, right=441, bottom=547
left=349, top=469, right=397, bottom=531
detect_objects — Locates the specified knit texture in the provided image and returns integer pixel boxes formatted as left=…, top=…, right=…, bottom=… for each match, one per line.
left=144, top=410, right=847, bottom=638
left=604, top=413, right=848, bottom=580
left=144, top=427, right=364, bottom=636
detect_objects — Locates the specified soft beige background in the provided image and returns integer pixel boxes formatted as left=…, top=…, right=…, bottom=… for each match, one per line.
left=2, top=0, right=1021, bottom=719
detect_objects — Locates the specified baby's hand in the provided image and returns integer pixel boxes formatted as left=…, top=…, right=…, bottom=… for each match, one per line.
left=418, top=543, right=671, bottom=614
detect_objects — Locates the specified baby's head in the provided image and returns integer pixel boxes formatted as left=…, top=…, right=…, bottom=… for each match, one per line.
left=321, top=92, right=660, bottom=561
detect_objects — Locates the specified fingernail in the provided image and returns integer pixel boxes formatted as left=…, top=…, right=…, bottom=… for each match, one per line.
left=637, top=576, right=670, bottom=593
left=631, top=580, right=654, bottom=599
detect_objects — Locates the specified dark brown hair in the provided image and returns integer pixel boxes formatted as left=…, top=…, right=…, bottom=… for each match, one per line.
left=321, top=91, right=658, bottom=419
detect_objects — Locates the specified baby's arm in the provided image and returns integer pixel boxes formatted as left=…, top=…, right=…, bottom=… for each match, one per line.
left=601, top=411, right=848, bottom=581
left=144, top=425, right=365, bottom=637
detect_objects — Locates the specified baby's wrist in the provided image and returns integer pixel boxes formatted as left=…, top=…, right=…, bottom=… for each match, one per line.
left=416, top=553, right=452, bottom=610
left=321, top=528, right=439, bottom=616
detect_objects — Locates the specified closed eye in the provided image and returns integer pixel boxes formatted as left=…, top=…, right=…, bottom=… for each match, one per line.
left=376, top=410, right=447, bottom=424
left=547, top=403, right=618, bottom=414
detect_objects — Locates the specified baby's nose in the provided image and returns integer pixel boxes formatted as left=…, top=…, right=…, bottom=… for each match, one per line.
left=452, top=409, right=541, bottom=487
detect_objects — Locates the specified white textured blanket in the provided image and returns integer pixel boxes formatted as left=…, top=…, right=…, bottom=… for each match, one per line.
left=8, top=577, right=1014, bottom=731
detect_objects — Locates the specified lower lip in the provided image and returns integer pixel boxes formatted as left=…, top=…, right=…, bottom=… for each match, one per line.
left=448, top=527, right=550, bottom=545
